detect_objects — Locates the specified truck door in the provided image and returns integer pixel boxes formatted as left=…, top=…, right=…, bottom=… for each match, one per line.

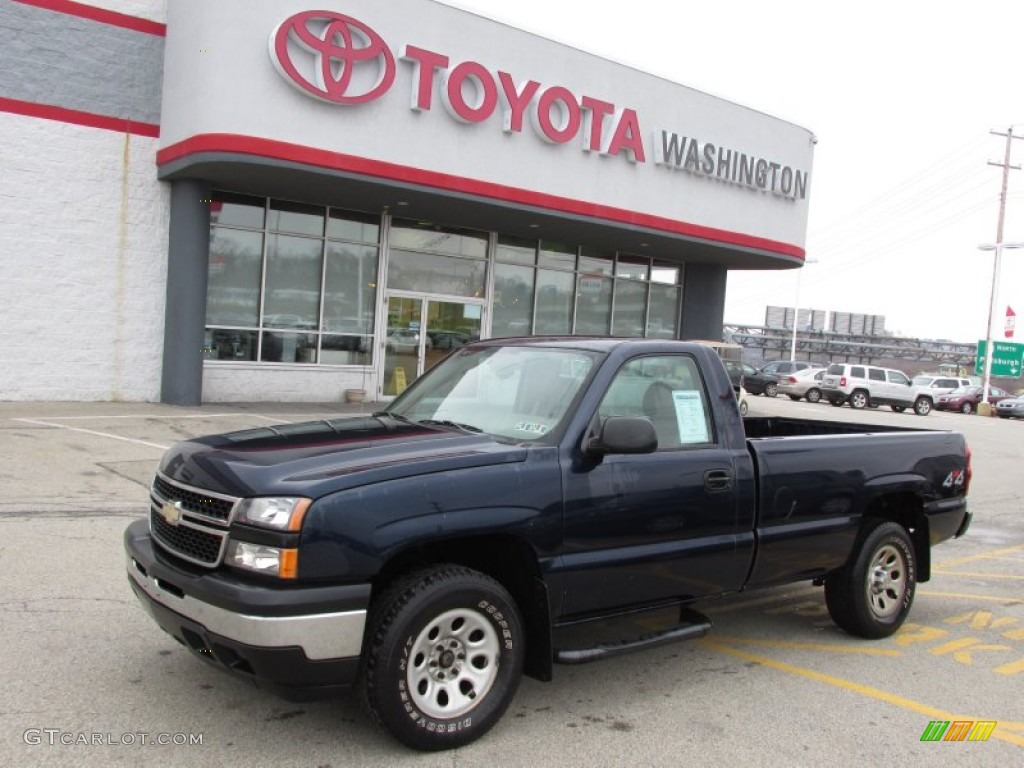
left=560, top=353, right=755, bottom=617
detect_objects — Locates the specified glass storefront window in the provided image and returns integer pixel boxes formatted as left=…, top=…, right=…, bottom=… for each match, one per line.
left=492, top=263, right=535, bottom=337
left=651, top=260, right=680, bottom=285
left=575, top=275, right=612, bottom=335
left=387, top=249, right=486, bottom=298
left=263, top=234, right=323, bottom=330
left=210, top=193, right=265, bottom=229
left=648, top=283, right=681, bottom=338
left=616, top=254, right=649, bottom=281
left=327, top=209, right=380, bottom=243
left=205, top=194, right=381, bottom=367
left=538, top=241, right=577, bottom=271
left=612, top=279, right=647, bottom=336
left=534, top=269, right=574, bottom=334
left=578, top=248, right=614, bottom=276
left=267, top=200, right=325, bottom=237
left=496, top=235, right=536, bottom=265
left=206, top=228, right=263, bottom=327
left=390, top=220, right=487, bottom=259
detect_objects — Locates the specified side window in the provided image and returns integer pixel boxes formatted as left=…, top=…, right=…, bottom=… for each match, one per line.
left=597, top=355, right=712, bottom=450
left=851, top=366, right=866, bottom=378
left=888, top=371, right=910, bottom=385
left=868, top=368, right=886, bottom=382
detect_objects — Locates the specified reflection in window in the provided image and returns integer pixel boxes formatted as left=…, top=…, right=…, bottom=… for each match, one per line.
left=538, top=241, right=577, bottom=270
left=647, top=283, right=680, bottom=338
left=612, top=280, right=647, bottom=336
left=496, top=236, right=536, bottom=265
left=387, top=249, right=486, bottom=297
left=267, top=200, right=325, bottom=237
left=390, top=220, right=487, bottom=259
left=535, top=269, right=573, bottom=334
left=263, top=234, right=323, bottom=330
left=492, top=264, right=534, bottom=337
left=261, top=331, right=318, bottom=364
left=323, top=242, right=378, bottom=335
left=574, top=275, right=612, bottom=335
left=203, top=329, right=258, bottom=361
left=210, top=193, right=264, bottom=229
left=206, top=228, right=263, bottom=327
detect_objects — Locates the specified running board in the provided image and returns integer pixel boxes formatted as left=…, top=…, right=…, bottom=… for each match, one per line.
left=554, top=609, right=712, bottom=665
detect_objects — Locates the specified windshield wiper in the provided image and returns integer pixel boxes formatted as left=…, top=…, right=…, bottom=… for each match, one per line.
left=373, top=411, right=413, bottom=424
left=418, top=419, right=483, bottom=434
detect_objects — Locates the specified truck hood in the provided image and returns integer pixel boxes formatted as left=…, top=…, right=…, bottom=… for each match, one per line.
left=158, top=416, right=528, bottom=498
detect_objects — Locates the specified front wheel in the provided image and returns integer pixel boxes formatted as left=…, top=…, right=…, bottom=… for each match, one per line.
left=961, top=402, right=973, bottom=414
left=825, top=520, right=916, bottom=639
left=764, top=383, right=778, bottom=398
left=360, top=565, right=524, bottom=751
left=914, top=397, right=932, bottom=416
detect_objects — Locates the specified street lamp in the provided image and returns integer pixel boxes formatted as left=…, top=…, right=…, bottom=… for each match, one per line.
left=978, top=242, right=1024, bottom=408
left=789, top=258, right=819, bottom=362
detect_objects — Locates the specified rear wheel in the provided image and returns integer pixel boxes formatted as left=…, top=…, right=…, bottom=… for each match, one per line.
left=360, top=565, right=524, bottom=751
left=788, top=395, right=801, bottom=402
left=891, top=405, right=906, bottom=413
left=914, top=397, right=932, bottom=416
left=825, top=520, right=916, bottom=639
left=830, top=398, right=845, bottom=407
left=764, top=383, right=778, bottom=398
left=806, top=388, right=822, bottom=404
left=849, top=390, right=869, bottom=410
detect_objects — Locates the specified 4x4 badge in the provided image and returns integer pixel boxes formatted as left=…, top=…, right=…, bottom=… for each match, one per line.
left=161, top=500, right=183, bottom=526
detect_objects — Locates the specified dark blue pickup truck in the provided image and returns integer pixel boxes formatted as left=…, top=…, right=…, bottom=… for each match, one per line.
left=125, top=338, right=971, bottom=750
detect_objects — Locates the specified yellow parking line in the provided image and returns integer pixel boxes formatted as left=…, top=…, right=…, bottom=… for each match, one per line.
left=700, top=640, right=1024, bottom=747
left=712, top=635, right=900, bottom=656
left=932, top=571, right=1024, bottom=581
left=936, top=544, right=1024, bottom=568
left=917, top=591, right=1024, bottom=604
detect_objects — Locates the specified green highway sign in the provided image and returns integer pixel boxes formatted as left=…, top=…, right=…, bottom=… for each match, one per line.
left=975, top=340, right=1024, bottom=378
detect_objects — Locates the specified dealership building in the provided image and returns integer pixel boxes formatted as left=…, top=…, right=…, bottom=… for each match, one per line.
left=0, top=0, right=814, bottom=403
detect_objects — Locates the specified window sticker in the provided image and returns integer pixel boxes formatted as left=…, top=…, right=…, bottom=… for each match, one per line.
left=513, top=422, right=549, bottom=435
left=671, top=390, right=709, bottom=444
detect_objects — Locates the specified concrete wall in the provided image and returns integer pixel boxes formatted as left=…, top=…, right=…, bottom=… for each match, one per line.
left=0, top=1, right=169, bottom=401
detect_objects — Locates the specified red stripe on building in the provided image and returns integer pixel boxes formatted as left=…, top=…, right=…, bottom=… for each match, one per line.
left=158, top=133, right=806, bottom=260
left=0, top=97, right=160, bottom=138
left=13, top=0, right=166, bottom=36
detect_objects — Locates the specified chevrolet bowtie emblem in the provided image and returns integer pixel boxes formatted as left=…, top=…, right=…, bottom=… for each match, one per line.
left=161, top=500, right=183, bottom=526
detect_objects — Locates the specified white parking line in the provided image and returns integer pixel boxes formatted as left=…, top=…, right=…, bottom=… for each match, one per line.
left=13, top=419, right=171, bottom=450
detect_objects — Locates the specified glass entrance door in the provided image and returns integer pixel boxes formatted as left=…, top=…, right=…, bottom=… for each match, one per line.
left=381, top=296, right=483, bottom=397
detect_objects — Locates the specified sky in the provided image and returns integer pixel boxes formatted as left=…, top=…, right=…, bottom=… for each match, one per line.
left=436, top=0, right=1024, bottom=343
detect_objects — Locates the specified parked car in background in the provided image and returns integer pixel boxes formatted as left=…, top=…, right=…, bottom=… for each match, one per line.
left=758, top=360, right=822, bottom=377
left=821, top=363, right=931, bottom=414
left=778, top=367, right=826, bottom=403
left=996, top=395, right=1024, bottom=419
left=911, top=375, right=973, bottom=395
left=386, top=329, right=432, bottom=354
left=723, top=360, right=778, bottom=397
left=737, top=385, right=749, bottom=416
left=935, top=385, right=1012, bottom=414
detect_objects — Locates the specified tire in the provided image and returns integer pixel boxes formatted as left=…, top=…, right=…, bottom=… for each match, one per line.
left=914, top=397, right=932, bottom=416
left=360, top=565, right=524, bottom=751
left=788, top=395, right=801, bottom=402
left=806, top=388, right=821, bottom=404
left=740, top=400, right=748, bottom=416
left=825, top=520, right=916, bottom=639
left=829, top=398, right=845, bottom=407
left=891, top=406, right=906, bottom=413
left=764, top=383, right=778, bottom=398
left=849, top=390, right=869, bottom=410
left=960, top=402, right=973, bottom=415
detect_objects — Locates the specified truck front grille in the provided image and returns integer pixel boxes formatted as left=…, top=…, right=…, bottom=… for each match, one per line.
left=149, top=473, right=238, bottom=568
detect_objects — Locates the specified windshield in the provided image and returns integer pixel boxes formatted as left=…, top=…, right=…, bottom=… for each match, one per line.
left=385, top=345, right=600, bottom=442
left=911, top=377, right=935, bottom=386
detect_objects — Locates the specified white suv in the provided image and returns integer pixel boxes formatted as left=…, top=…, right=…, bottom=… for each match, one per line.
left=821, top=364, right=933, bottom=415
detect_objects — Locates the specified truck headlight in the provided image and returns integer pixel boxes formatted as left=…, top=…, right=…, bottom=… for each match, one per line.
left=234, top=497, right=311, bottom=531
left=226, top=541, right=298, bottom=579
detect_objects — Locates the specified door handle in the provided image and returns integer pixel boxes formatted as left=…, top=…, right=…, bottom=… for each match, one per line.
left=704, top=469, right=733, bottom=492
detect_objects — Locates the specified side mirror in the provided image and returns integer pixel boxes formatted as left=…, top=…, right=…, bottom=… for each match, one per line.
left=584, top=416, right=658, bottom=457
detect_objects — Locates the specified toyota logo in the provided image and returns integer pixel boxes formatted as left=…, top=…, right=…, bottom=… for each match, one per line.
left=270, top=11, right=395, bottom=105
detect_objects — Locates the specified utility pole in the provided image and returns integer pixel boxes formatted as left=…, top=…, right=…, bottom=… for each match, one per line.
left=980, top=127, right=1023, bottom=411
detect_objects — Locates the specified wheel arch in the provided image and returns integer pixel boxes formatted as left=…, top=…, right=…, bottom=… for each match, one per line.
left=372, top=534, right=553, bottom=682
left=860, top=490, right=930, bottom=582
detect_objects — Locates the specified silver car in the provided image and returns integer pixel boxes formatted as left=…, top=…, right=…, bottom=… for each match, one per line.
left=996, top=395, right=1024, bottom=419
left=777, top=367, right=826, bottom=403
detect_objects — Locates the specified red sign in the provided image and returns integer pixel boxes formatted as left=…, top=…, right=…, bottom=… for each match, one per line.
left=1007, top=306, right=1016, bottom=339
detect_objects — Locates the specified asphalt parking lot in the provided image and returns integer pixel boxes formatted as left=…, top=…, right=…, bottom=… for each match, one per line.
left=0, top=395, right=1021, bottom=766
